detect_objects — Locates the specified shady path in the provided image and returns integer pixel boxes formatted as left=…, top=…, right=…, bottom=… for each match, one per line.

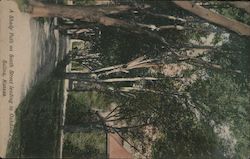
left=0, top=1, right=69, bottom=157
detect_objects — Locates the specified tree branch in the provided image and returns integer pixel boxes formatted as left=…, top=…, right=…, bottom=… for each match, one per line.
left=144, top=11, right=187, bottom=22
left=228, top=1, right=250, bottom=14
left=173, top=1, right=250, bottom=36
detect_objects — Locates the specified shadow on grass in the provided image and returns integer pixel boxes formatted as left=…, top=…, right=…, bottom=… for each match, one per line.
left=62, top=93, right=106, bottom=159
left=6, top=78, right=64, bottom=158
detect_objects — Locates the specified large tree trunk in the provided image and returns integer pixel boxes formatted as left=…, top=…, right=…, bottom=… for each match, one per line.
left=28, top=1, right=185, bottom=44
left=173, top=1, right=250, bottom=36
left=228, top=1, right=250, bottom=14
left=29, top=0, right=130, bottom=16
left=29, top=1, right=131, bottom=26
left=29, top=2, right=155, bottom=31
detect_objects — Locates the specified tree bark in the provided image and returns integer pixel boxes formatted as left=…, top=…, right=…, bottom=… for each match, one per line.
left=228, top=1, right=250, bottom=14
left=173, top=1, right=250, bottom=36
left=28, top=3, right=141, bottom=37
left=29, top=0, right=131, bottom=17
left=28, top=1, right=136, bottom=28
left=28, top=1, right=186, bottom=44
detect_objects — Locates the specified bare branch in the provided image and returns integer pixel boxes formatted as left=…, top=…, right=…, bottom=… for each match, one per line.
left=159, top=25, right=185, bottom=30
left=105, top=105, right=120, bottom=119
left=145, top=12, right=187, bottom=22
left=98, top=77, right=158, bottom=83
left=137, top=23, right=185, bottom=31
left=178, top=56, right=242, bottom=74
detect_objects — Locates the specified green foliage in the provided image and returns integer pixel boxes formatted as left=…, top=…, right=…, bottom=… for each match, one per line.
left=152, top=123, right=222, bottom=159
left=113, top=79, right=221, bottom=158
left=63, top=89, right=111, bottom=159
left=216, top=4, right=250, bottom=25
left=65, top=92, right=97, bottom=125
left=73, top=0, right=95, bottom=5
left=63, top=131, right=106, bottom=159
left=149, top=94, right=223, bottom=159
left=71, top=61, right=86, bottom=71
left=95, top=28, right=147, bottom=66
left=64, top=92, right=108, bottom=158
left=6, top=79, right=64, bottom=158
left=67, top=91, right=112, bottom=111
left=189, top=73, right=250, bottom=158
left=211, top=34, right=250, bottom=81
left=15, top=0, right=29, bottom=12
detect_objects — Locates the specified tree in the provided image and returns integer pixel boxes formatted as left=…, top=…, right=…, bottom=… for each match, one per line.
left=27, top=0, right=250, bottom=36
left=229, top=1, right=250, bottom=14
left=173, top=1, right=250, bottom=36
left=188, top=73, right=250, bottom=159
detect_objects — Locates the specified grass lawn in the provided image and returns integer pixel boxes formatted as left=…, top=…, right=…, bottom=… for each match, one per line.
left=63, top=93, right=107, bottom=159
left=6, top=78, right=64, bottom=158
left=63, top=131, right=106, bottom=159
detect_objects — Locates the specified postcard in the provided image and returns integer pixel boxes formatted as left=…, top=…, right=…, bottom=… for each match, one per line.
left=0, top=0, right=250, bottom=159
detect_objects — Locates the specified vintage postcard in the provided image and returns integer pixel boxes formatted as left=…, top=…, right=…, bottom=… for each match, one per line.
left=0, top=0, right=250, bottom=159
